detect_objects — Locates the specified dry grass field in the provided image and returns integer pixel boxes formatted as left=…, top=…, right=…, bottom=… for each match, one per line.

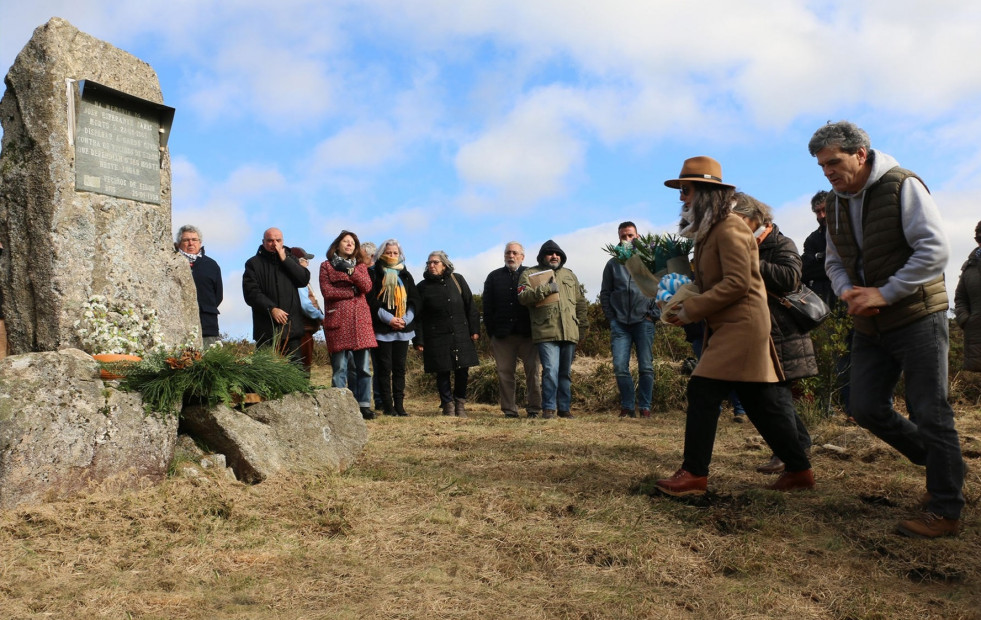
left=0, top=356, right=979, bottom=619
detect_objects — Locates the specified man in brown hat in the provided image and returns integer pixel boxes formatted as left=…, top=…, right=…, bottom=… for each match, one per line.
left=242, top=227, right=311, bottom=360
left=654, top=156, right=814, bottom=497
left=810, top=120, right=963, bottom=538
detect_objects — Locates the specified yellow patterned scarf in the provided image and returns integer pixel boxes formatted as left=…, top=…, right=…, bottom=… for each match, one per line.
left=377, top=256, right=407, bottom=318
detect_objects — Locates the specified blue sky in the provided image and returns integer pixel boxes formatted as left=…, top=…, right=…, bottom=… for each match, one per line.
left=3, top=1, right=981, bottom=340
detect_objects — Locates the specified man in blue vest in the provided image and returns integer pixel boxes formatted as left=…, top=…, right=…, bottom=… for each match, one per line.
left=809, top=120, right=964, bottom=538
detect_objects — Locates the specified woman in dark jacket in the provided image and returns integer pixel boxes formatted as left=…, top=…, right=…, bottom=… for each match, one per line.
left=732, top=193, right=817, bottom=474
left=954, top=221, right=981, bottom=372
left=368, top=239, right=420, bottom=417
left=415, top=250, right=480, bottom=417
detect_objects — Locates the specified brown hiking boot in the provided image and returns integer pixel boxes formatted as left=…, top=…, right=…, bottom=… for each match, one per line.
left=557, top=410, right=574, bottom=418
left=542, top=409, right=556, bottom=419
left=454, top=397, right=468, bottom=418
left=441, top=401, right=455, bottom=416
left=655, top=469, right=707, bottom=497
left=766, top=469, right=814, bottom=492
left=897, top=513, right=960, bottom=539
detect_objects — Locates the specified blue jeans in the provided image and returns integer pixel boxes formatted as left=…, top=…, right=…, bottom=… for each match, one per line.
left=331, top=349, right=373, bottom=407
left=610, top=319, right=655, bottom=410
left=538, top=341, right=576, bottom=412
left=850, top=312, right=964, bottom=520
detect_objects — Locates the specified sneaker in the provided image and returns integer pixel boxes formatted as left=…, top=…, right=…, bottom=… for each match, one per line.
left=655, top=468, right=707, bottom=497
left=504, top=412, right=520, bottom=419
left=766, top=469, right=815, bottom=492
left=897, top=513, right=960, bottom=539
left=557, top=410, right=574, bottom=419
left=619, top=407, right=635, bottom=418
left=639, top=408, right=652, bottom=419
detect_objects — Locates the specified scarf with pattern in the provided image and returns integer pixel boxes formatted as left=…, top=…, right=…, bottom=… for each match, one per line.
left=377, top=256, right=407, bottom=318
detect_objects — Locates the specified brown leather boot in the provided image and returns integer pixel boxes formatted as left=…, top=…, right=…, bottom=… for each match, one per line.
left=542, top=409, right=557, bottom=419
left=897, top=513, right=960, bottom=538
left=441, top=401, right=455, bottom=416
left=655, top=469, right=707, bottom=497
left=766, top=469, right=815, bottom=492
left=454, top=397, right=467, bottom=418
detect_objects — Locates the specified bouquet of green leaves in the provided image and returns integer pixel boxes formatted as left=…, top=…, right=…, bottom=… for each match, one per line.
left=108, top=343, right=312, bottom=416
left=603, top=232, right=694, bottom=276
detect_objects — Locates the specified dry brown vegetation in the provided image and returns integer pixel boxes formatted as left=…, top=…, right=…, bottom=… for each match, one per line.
left=1, top=355, right=979, bottom=619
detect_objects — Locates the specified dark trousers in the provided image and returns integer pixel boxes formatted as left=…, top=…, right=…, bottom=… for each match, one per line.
left=375, top=340, right=409, bottom=409
left=683, top=376, right=812, bottom=477
left=436, top=368, right=470, bottom=404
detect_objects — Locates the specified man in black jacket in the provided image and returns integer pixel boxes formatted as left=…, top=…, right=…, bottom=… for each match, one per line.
left=483, top=242, right=541, bottom=418
left=176, top=225, right=223, bottom=348
left=801, top=190, right=834, bottom=306
left=242, top=227, right=310, bottom=360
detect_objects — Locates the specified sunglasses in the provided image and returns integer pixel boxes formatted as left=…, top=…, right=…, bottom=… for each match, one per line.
left=679, top=185, right=693, bottom=197
left=426, top=260, right=442, bottom=265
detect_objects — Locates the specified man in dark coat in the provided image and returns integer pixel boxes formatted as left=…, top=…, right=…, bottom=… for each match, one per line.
left=483, top=242, right=542, bottom=418
left=176, top=225, right=223, bottom=348
left=242, top=227, right=310, bottom=360
left=801, top=190, right=834, bottom=307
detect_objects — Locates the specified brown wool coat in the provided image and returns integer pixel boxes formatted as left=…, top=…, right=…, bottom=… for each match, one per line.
left=682, top=214, right=783, bottom=383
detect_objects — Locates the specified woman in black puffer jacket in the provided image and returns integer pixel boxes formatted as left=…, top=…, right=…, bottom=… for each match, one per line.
left=732, top=193, right=817, bottom=474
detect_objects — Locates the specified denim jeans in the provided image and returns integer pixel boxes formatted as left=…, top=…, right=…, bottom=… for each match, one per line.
left=331, top=349, right=373, bottom=407
left=538, top=340, right=576, bottom=412
left=610, top=319, right=655, bottom=410
left=850, top=311, right=965, bottom=520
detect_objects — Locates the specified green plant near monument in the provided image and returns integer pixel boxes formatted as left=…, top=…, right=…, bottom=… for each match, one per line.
left=112, top=343, right=312, bottom=416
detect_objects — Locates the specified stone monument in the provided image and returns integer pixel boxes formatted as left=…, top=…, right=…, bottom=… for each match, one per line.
left=0, top=17, right=200, bottom=354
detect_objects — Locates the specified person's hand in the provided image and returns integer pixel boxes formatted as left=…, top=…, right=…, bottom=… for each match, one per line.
left=390, top=316, right=406, bottom=330
left=841, top=286, right=884, bottom=317
left=471, top=334, right=479, bottom=341
left=271, top=307, right=289, bottom=324
left=414, top=344, right=424, bottom=352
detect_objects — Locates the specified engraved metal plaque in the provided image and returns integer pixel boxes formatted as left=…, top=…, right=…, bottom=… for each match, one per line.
left=72, top=81, right=175, bottom=204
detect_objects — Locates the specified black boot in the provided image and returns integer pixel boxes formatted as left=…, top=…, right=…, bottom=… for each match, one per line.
left=394, top=394, right=408, bottom=417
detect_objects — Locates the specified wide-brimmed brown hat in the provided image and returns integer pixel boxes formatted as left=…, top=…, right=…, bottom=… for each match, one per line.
left=664, top=156, right=734, bottom=189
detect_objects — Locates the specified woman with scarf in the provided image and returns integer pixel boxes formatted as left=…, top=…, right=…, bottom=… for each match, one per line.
left=730, top=193, right=817, bottom=475
left=320, top=230, right=377, bottom=419
left=654, top=156, right=814, bottom=497
left=368, top=239, right=420, bottom=417
left=415, top=250, right=480, bottom=417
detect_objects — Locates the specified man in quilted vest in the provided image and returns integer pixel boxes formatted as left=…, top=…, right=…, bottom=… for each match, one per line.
left=809, top=120, right=964, bottom=538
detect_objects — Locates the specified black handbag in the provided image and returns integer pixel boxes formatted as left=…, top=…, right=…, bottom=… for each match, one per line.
left=771, top=285, right=831, bottom=332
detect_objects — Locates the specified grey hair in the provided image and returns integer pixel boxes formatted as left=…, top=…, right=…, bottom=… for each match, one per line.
left=175, top=224, right=201, bottom=244
left=808, top=121, right=871, bottom=156
left=731, top=192, right=773, bottom=226
left=428, top=250, right=454, bottom=273
left=504, top=241, right=524, bottom=253
left=374, top=239, right=405, bottom=264
left=361, top=242, right=377, bottom=256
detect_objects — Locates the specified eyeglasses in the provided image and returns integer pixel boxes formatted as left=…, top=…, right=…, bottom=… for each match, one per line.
left=426, top=260, right=442, bottom=265
left=679, top=185, right=693, bottom=197
left=179, top=237, right=200, bottom=243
